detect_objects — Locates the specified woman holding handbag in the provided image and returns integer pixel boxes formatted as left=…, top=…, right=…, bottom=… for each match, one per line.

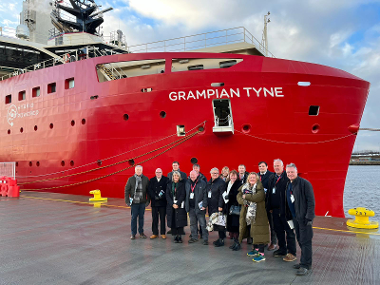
left=166, top=171, right=187, bottom=243
left=224, top=170, right=241, bottom=250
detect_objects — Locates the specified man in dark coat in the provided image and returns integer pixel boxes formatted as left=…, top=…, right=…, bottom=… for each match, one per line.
left=286, top=163, right=315, bottom=276
left=258, top=161, right=277, bottom=251
left=238, top=164, right=249, bottom=185
left=267, top=159, right=297, bottom=262
left=148, top=168, right=169, bottom=240
left=185, top=170, right=208, bottom=245
left=167, top=161, right=187, bottom=181
left=191, top=163, right=207, bottom=183
left=206, top=167, right=226, bottom=247
left=125, top=165, right=150, bottom=240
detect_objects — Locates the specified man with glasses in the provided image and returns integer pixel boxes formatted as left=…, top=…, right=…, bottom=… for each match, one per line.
left=148, top=168, right=169, bottom=239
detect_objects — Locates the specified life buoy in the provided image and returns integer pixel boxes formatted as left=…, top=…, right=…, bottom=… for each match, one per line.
left=63, top=53, right=70, bottom=63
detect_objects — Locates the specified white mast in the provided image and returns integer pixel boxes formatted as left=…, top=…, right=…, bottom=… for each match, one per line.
left=262, top=12, right=270, bottom=56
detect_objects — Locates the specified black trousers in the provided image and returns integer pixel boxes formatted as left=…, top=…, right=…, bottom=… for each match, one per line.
left=294, top=219, right=313, bottom=269
left=272, top=209, right=296, bottom=255
left=267, top=210, right=277, bottom=244
left=151, top=206, right=166, bottom=235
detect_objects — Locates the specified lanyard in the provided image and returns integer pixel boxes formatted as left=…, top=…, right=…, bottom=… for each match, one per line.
left=260, top=175, right=262, bottom=182
left=275, top=175, right=281, bottom=185
left=190, top=182, right=197, bottom=193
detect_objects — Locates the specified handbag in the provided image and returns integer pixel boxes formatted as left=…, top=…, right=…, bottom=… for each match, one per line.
left=229, top=205, right=241, bottom=216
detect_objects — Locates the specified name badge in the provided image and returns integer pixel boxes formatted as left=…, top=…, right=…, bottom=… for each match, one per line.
left=208, top=191, right=212, bottom=198
left=190, top=193, right=194, bottom=199
left=290, top=194, right=295, bottom=203
left=174, top=199, right=178, bottom=204
left=272, top=187, right=276, bottom=194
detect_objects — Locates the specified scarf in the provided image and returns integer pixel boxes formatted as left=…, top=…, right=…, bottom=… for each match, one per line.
left=241, top=182, right=258, bottom=225
left=172, top=182, right=178, bottom=198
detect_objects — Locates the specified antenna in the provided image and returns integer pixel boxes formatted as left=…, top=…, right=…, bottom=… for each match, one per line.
left=262, top=11, right=270, bottom=57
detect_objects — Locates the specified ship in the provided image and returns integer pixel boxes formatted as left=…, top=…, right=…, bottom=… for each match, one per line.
left=0, top=0, right=370, bottom=218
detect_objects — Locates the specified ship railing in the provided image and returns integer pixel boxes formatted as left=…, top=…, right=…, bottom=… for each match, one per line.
left=215, top=115, right=233, bottom=127
left=126, top=26, right=275, bottom=57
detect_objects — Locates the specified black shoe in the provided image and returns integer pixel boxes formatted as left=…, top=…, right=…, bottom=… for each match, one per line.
left=214, top=239, right=224, bottom=247
left=188, top=238, right=198, bottom=243
left=293, top=264, right=301, bottom=269
left=273, top=249, right=287, bottom=257
left=203, top=240, right=209, bottom=245
left=189, top=234, right=192, bottom=238
left=296, top=267, right=309, bottom=276
left=174, top=236, right=179, bottom=243
left=247, top=237, right=253, bottom=244
left=229, top=242, right=237, bottom=249
left=213, top=239, right=219, bottom=245
left=178, top=237, right=183, bottom=243
left=232, top=243, right=241, bottom=251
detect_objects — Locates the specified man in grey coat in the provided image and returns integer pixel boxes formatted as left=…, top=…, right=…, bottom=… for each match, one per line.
left=125, top=165, right=150, bottom=240
left=185, top=170, right=208, bottom=245
left=286, top=163, right=315, bottom=276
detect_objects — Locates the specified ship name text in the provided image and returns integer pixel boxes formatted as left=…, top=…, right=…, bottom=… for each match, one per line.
left=169, top=87, right=284, bottom=101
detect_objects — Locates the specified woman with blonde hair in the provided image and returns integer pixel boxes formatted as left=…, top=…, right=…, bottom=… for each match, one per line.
left=234, top=172, right=269, bottom=262
left=220, top=166, right=230, bottom=182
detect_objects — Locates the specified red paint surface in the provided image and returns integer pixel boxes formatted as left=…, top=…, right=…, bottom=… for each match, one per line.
left=0, top=52, right=370, bottom=217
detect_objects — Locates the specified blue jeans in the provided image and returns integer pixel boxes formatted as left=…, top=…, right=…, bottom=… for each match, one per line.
left=131, top=203, right=146, bottom=236
left=189, top=208, right=208, bottom=241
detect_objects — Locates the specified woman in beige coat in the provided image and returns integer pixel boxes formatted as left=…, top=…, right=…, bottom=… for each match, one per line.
left=235, top=172, right=269, bottom=262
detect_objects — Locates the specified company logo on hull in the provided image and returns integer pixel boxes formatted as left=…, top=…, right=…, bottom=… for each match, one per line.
left=169, top=87, right=284, bottom=101
left=7, top=103, right=39, bottom=127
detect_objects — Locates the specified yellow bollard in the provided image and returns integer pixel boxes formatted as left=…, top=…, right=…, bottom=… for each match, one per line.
left=89, top=190, right=108, bottom=202
left=347, top=207, right=378, bottom=229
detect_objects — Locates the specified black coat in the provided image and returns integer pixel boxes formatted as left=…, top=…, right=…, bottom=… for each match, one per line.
left=206, top=177, right=225, bottom=216
left=266, top=171, right=292, bottom=220
left=167, top=170, right=187, bottom=182
left=258, top=170, right=273, bottom=191
left=286, top=177, right=315, bottom=224
left=166, top=181, right=187, bottom=228
left=225, top=179, right=241, bottom=232
left=124, top=175, right=150, bottom=205
left=148, top=176, right=169, bottom=207
left=185, top=179, right=207, bottom=214
left=238, top=171, right=249, bottom=185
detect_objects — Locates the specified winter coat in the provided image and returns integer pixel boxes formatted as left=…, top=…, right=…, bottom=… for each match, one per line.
left=286, top=176, right=315, bottom=225
left=166, top=181, right=187, bottom=228
left=225, top=179, right=241, bottom=232
left=258, top=170, right=273, bottom=192
left=185, top=179, right=207, bottom=214
left=148, top=176, right=169, bottom=207
left=124, top=175, right=150, bottom=205
left=266, top=171, right=292, bottom=219
left=167, top=170, right=187, bottom=182
left=236, top=181, right=269, bottom=245
left=238, top=171, right=249, bottom=185
left=206, top=177, right=226, bottom=216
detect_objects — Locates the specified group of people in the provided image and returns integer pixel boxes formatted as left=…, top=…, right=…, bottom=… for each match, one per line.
left=124, top=160, right=315, bottom=276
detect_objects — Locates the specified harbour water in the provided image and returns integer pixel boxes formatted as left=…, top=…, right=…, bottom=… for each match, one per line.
left=344, top=165, right=380, bottom=217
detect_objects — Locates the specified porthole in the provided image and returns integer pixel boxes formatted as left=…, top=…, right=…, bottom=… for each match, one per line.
left=128, top=159, right=135, bottom=166
left=312, top=124, right=320, bottom=134
left=29, top=161, right=32, bottom=167
left=20, top=127, right=24, bottom=133
left=123, top=114, right=129, bottom=121
left=50, top=123, right=54, bottom=129
left=16, top=162, right=18, bottom=167
left=61, top=161, right=65, bottom=166
left=71, top=120, right=75, bottom=126
left=241, top=124, right=251, bottom=133
left=190, top=157, right=198, bottom=164
left=160, top=111, right=166, bottom=118
left=34, top=125, right=38, bottom=131
left=70, top=160, right=74, bottom=166
left=82, top=118, right=86, bottom=125
left=36, top=161, right=40, bottom=167
left=7, top=129, right=11, bottom=134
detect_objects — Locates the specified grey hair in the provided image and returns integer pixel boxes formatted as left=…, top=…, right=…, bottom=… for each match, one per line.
left=273, top=159, right=284, bottom=166
left=210, top=167, right=220, bottom=174
left=286, top=163, right=298, bottom=171
left=135, top=165, right=143, bottom=170
left=172, top=171, right=182, bottom=181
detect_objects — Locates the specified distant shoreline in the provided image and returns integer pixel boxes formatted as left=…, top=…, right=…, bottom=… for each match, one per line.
left=349, top=162, right=380, bottom=165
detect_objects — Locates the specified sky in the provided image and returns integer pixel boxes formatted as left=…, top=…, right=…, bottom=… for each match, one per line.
left=1, top=0, right=380, bottom=152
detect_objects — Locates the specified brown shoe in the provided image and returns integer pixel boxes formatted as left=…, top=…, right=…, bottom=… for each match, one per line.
left=140, top=233, right=147, bottom=239
left=161, top=235, right=167, bottom=239
left=150, top=235, right=158, bottom=239
left=131, top=235, right=136, bottom=240
left=268, top=244, right=278, bottom=251
left=283, top=253, right=297, bottom=262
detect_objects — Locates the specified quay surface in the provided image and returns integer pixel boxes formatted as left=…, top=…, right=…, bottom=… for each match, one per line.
left=0, top=191, right=379, bottom=285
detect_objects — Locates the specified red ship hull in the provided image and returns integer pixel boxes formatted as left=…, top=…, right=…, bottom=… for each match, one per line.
left=0, top=52, right=369, bottom=217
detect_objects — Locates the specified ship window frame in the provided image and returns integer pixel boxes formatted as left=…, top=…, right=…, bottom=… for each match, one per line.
left=65, top=78, right=75, bottom=89
left=309, top=105, right=320, bottom=116
left=5, top=94, right=12, bottom=104
left=32, top=87, right=41, bottom=98
left=188, top=65, right=204, bottom=71
left=18, top=90, right=26, bottom=101
left=172, top=58, right=243, bottom=73
left=48, top=82, right=56, bottom=94
left=219, top=60, right=238, bottom=68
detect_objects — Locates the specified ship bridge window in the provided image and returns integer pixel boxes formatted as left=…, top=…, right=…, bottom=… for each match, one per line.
left=65, top=78, right=75, bottom=89
left=172, top=58, right=243, bottom=72
left=32, top=87, right=40, bottom=98
left=5, top=94, right=11, bottom=104
left=96, top=59, right=166, bottom=83
left=18, top=91, right=26, bottom=101
left=48, top=82, right=56, bottom=93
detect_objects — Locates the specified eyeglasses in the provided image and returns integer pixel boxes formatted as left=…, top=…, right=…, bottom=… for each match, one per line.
left=211, top=172, right=219, bottom=175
